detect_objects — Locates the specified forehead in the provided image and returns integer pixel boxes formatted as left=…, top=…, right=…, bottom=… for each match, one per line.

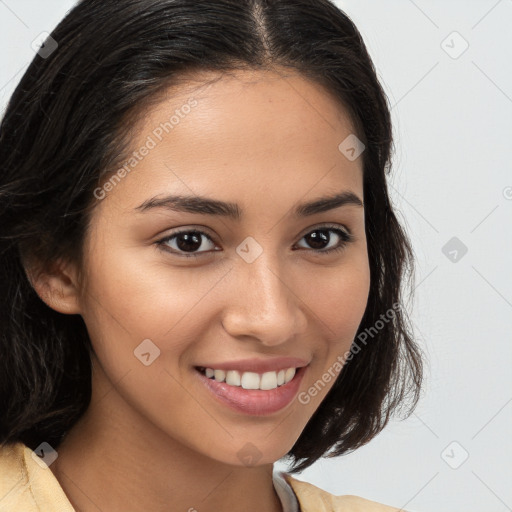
left=106, top=68, right=364, bottom=209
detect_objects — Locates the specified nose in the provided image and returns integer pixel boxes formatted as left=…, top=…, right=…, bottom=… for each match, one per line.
left=221, top=255, right=308, bottom=347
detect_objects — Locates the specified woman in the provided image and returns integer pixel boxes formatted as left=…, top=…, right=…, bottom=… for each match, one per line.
left=0, top=0, right=423, bottom=510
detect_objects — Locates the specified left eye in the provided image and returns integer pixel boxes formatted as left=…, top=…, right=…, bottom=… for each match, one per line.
left=295, top=227, right=353, bottom=254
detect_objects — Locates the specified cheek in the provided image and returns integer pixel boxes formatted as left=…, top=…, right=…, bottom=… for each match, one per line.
left=296, top=258, right=371, bottom=345
left=293, top=260, right=370, bottom=410
left=82, top=239, right=219, bottom=338
left=78, top=244, right=234, bottom=391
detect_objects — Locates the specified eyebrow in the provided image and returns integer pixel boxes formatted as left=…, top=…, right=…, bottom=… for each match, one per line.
left=134, top=190, right=363, bottom=220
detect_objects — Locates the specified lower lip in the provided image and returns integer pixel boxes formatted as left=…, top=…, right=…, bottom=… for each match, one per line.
left=194, top=366, right=307, bottom=416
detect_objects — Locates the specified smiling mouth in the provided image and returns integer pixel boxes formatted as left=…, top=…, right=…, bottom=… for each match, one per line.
left=195, top=366, right=298, bottom=391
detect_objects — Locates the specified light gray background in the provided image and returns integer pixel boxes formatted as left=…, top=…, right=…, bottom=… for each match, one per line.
left=1, top=1, right=511, bottom=511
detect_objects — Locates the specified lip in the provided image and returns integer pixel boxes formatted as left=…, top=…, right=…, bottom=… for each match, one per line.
left=193, top=356, right=309, bottom=374
left=194, top=364, right=308, bottom=416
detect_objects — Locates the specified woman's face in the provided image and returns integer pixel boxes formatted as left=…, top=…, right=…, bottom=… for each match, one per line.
left=77, top=68, right=370, bottom=466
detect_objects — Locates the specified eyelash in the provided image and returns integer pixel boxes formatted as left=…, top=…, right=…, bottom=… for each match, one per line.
left=155, top=224, right=355, bottom=259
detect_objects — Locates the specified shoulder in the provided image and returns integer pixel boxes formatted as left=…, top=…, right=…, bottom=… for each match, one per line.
left=283, top=473, right=405, bottom=512
left=0, top=442, right=32, bottom=505
left=0, top=441, right=75, bottom=511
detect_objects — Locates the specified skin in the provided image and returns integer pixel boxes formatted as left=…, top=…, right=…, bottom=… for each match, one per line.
left=32, top=67, right=370, bottom=512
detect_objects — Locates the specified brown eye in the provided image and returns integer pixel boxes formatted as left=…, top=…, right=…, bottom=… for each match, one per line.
left=295, top=226, right=353, bottom=254
left=157, top=230, right=218, bottom=257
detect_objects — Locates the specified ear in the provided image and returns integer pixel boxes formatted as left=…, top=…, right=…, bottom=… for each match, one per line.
left=23, top=254, right=83, bottom=315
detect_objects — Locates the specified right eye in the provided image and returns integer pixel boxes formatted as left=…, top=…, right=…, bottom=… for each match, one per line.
left=156, top=230, right=219, bottom=258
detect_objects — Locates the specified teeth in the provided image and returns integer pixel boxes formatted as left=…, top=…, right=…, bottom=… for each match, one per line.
left=214, top=369, right=225, bottom=382
left=225, top=370, right=241, bottom=386
left=199, top=367, right=298, bottom=390
left=260, top=371, right=277, bottom=390
left=285, top=367, right=296, bottom=382
left=241, top=372, right=260, bottom=390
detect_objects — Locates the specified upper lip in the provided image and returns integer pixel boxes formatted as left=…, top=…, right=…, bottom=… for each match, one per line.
left=195, top=357, right=310, bottom=374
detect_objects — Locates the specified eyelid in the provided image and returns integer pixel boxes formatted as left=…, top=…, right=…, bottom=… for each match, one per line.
left=154, top=224, right=218, bottom=245
left=298, top=222, right=352, bottom=238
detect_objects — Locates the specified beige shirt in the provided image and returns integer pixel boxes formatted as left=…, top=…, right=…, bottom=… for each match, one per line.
left=0, top=442, right=403, bottom=511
